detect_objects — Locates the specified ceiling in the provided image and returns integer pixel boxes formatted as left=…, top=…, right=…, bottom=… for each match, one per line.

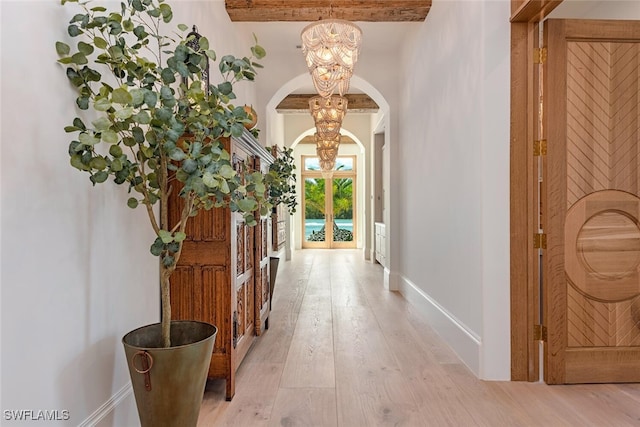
left=225, top=1, right=431, bottom=110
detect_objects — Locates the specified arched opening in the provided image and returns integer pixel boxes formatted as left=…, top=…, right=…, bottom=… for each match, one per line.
left=264, top=73, right=391, bottom=265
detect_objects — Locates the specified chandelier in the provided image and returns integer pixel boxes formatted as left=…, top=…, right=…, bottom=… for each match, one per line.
left=315, top=132, right=341, bottom=177
left=309, top=95, right=348, bottom=139
left=301, top=19, right=362, bottom=98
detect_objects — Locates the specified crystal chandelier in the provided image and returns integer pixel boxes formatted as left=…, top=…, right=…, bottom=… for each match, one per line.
left=315, top=132, right=341, bottom=177
left=301, top=19, right=362, bottom=98
left=309, top=95, right=347, bottom=139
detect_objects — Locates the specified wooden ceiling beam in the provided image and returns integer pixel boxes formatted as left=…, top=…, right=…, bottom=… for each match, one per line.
left=225, top=0, right=432, bottom=22
left=276, top=94, right=379, bottom=113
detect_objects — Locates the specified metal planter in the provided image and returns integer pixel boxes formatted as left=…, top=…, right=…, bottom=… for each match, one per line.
left=122, top=321, right=217, bottom=427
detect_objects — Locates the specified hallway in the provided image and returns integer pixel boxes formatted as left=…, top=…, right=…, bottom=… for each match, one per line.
left=197, top=250, right=640, bottom=426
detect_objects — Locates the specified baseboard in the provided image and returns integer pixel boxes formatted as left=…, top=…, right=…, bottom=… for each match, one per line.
left=78, top=383, right=132, bottom=427
left=398, top=275, right=481, bottom=376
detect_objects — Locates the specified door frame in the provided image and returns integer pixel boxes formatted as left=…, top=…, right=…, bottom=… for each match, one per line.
left=510, top=0, right=564, bottom=381
left=301, top=155, right=357, bottom=249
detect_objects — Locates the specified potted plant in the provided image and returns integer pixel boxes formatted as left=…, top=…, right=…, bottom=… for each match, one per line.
left=265, top=146, right=297, bottom=302
left=56, top=0, right=269, bottom=425
left=267, top=146, right=297, bottom=216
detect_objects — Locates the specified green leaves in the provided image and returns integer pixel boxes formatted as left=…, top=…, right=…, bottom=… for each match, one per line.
left=169, top=148, right=186, bottom=161
left=158, top=230, right=173, bottom=244
left=93, top=36, right=108, bottom=49
left=161, top=67, right=176, bottom=84
left=151, top=230, right=186, bottom=262
left=114, top=106, right=134, bottom=120
left=79, top=133, right=99, bottom=146
left=202, top=172, right=218, bottom=189
left=77, top=41, right=94, bottom=55
left=112, top=87, right=132, bottom=104
left=94, top=98, right=111, bottom=111
left=158, top=3, right=173, bottom=23
left=218, top=164, right=235, bottom=179
left=109, top=145, right=123, bottom=157
left=237, top=198, right=257, bottom=213
left=251, top=44, right=266, bottom=59
left=101, top=130, right=119, bottom=143
left=71, top=52, right=88, bottom=65
left=91, top=116, right=111, bottom=131
left=56, top=42, right=70, bottom=55
left=268, top=146, right=298, bottom=214
left=58, top=0, right=270, bottom=271
left=218, top=81, right=232, bottom=96
left=68, top=24, right=82, bottom=37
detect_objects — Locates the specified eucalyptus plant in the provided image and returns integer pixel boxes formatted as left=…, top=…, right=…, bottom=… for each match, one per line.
left=267, top=147, right=297, bottom=214
left=57, top=0, right=270, bottom=347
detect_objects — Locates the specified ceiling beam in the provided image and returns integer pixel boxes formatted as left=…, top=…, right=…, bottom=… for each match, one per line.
left=276, top=94, right=379, bottom=113
left=225, top=0, right=432, bottom=22
left=298, top=135, right=356, bottom=144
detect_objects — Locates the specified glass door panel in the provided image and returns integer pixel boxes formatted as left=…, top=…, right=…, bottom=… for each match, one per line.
left=302, top=156, right=357, bottom=249
left=304, top=177, right=327, bottom=246
left=331, top=177, right=355, bottom=247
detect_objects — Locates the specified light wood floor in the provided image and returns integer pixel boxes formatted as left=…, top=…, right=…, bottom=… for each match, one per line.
left=197, top=249, right=640, bottom=426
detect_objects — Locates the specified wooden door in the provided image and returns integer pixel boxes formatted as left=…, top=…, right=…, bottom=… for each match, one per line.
left=545, top=19, right=640, bottom=384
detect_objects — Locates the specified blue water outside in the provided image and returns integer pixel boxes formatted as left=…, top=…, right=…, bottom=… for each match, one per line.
left=305, top=218, right=353, bottom=239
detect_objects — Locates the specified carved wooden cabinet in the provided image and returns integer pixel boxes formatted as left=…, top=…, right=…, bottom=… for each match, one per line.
left=168, top=130, right=273, bottom=400
left=272, top=203, right=287, bottom=252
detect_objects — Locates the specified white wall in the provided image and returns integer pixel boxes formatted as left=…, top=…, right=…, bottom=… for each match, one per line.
left=0, top=1, right=259, bottom=425
left=395, top=0, right=510, bottom=378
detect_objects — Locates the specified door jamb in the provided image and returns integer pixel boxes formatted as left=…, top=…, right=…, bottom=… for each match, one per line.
left=510, top=0, right=563, bottom=381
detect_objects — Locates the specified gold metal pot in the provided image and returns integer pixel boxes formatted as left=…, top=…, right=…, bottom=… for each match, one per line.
left=122, top=321, right=217, bottom=427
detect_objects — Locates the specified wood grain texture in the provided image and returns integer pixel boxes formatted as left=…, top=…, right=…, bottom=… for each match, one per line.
left=198, top=249, right=640, bottom=426
left=510, top=20, right=539, bottom=382
left=510, top=0, right=563, bottom=23
left=279, top=263, right=336, bottom=388
left=545, top=19, right=640, bottom=384
left=269, top=388, right=338, bottom=427
left=168, top=136, right=272, bottom=400
left=545, top=18, right=569, bottom=385
left=276, top=94, right=379, bottom=113
left=225, top=0, right=431, bottom=22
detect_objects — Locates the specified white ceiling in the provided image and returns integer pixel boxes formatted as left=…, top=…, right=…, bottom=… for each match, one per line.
left=233, top=21, right=422, bottom=94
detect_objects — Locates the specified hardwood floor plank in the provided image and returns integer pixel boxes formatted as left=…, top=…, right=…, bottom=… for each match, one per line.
left=551, top=384, right=640, bottom=427
left=333, top=305, right=422, bottom=426
left=198, top=362, right=284, bottom=427
left=275, top=253, right=336, bottom=387
left=279, top=272, right=336, bottom=388
left=268, top=388, right=338, bottom=427
left=198, top=249, right=640, bottom=426
left=243, top=254, right=311, bottom=365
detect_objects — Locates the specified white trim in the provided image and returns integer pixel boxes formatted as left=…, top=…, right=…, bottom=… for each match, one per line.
left=398, top=275, right=481, bottom=376
left=77, top=383, right=133, bottom=427
left=383, top=267, right=391, bottom=290
left=388, top=269, right=401, bottom=291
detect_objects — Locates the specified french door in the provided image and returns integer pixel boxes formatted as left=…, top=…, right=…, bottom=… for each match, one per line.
left=302, top=156, right=356, bottom=249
